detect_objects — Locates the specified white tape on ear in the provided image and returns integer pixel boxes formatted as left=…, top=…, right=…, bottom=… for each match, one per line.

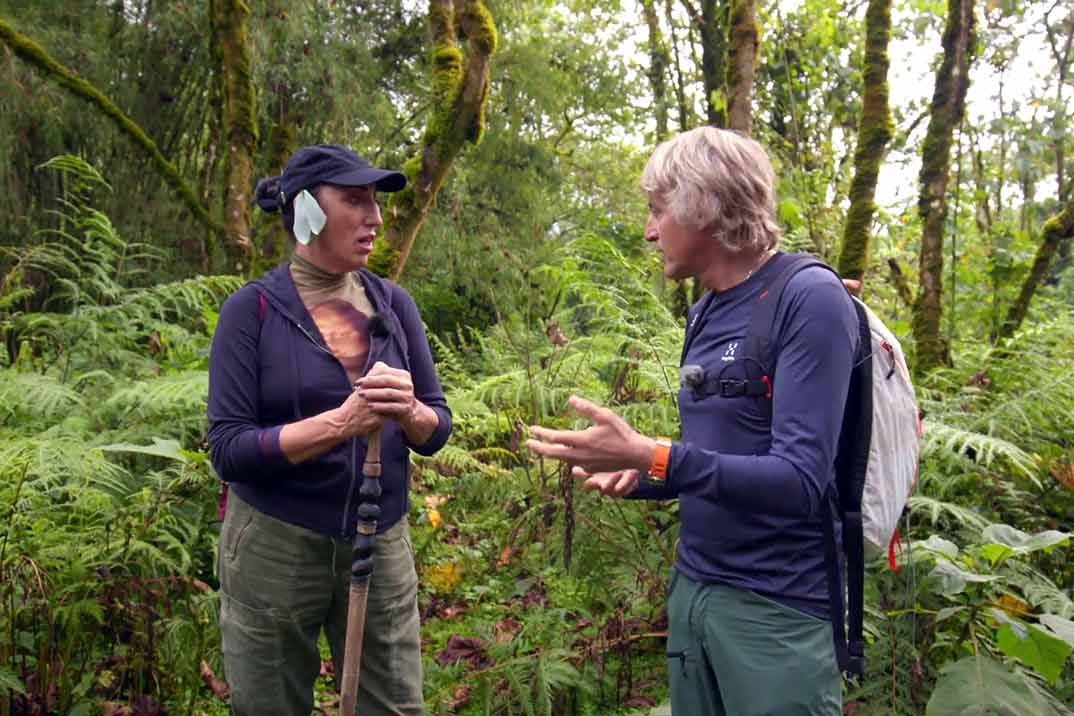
left=293, top=189, right=327, bottom=245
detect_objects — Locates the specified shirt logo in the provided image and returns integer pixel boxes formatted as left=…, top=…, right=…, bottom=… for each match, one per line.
left=721, top=342, right=738, bottom=362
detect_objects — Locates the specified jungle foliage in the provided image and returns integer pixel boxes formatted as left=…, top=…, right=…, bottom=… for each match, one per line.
left=1, top=0, right=1073, bottom=714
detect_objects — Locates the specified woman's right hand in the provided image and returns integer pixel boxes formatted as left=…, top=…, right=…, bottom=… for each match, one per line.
left=336, top=387, right=385, bottom=438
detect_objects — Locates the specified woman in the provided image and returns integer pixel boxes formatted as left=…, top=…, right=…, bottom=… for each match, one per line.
left=207, top=144, right=452, bottom=716
left=527, top=127, right=859, bottom=715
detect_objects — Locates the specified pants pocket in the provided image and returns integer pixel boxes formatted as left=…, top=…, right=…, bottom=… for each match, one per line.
left=220, top=592, right=314, bottom=716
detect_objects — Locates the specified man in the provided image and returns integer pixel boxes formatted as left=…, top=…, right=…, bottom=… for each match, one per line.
left=527, top=127, right=859, bottom=716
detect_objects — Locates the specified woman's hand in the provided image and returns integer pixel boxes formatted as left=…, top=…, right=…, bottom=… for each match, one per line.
left=356, top=361, right=439, bottom=445
left=356, top=361, right=417, bottom=420
left=527, top=395, right=655, bottom=476
left=335, top=386, right=385, bottom=438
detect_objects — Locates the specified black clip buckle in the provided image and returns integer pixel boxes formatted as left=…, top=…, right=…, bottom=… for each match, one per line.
left=718, top=379, right=748, bottom=397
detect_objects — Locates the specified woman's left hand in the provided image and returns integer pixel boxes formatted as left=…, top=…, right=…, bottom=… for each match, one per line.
left=527, top=395, right=655, bottom=475
left=356, top=361, right=418, bottom=421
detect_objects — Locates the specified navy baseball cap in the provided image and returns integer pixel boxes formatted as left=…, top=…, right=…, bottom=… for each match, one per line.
left=279, top=144, right=406, bottom=205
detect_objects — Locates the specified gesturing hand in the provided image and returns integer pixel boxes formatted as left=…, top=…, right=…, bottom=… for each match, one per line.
left=526, top=395, right=655, bottom=476
left=355, top=361, right=418, bottom=421
left=572, top=467, right=641, bottom=497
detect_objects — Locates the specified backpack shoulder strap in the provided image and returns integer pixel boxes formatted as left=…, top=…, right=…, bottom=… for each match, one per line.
left=744, top=254, right=871, bottom=678
left=837, top=298, right=873, bottom=677
left=742, top=253, right=835, bottom=414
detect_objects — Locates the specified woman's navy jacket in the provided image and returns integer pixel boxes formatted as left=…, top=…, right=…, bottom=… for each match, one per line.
left=207, top=264, right=452, bottom=537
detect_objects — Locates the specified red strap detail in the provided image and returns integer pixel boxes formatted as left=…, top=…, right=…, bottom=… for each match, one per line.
left=888, top=528, right=902, bottom=572
left=762, top=375, right=772, bottom=399
left=258, top=292, right=267, bottom=323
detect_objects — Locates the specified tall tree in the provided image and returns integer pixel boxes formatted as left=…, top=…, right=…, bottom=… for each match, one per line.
left=911, top=0, right=976, bottom=374
left=663, top=0, right=693, bottom=131
left=681, top=0, right=729, bottom=127
left=210, top=0, right=258, bottom=273
left=726, top=0, right=759, bottom=134
left=1044, top=1, right=1074, bottom=275
left=642, top=0, right=671, bottom=141
left=368, top=0, right=497, bottom=281
left=996, top=191, right=1074, bottom=340
left=836, top=0, right=894, bottom=283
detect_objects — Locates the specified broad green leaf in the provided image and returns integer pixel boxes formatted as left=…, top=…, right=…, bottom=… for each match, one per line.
left=926, top=654, right=1066, bottom=716
left=1040, top=614, right=1074, bottom=649
left=930, top=559, right=1000, bottom=596
left=936, top=606, right=966, bottom=622
left=992, top=610, right=1073, bottom=684
left=0, top=668, right=26, bottom=695
left=918, top=535, right=960, bottom=559
left=980, top=524, right=1070, bottom=557
left=68, top=703, right=96, bottom=716
left=99, top=437, right=189, bottom=463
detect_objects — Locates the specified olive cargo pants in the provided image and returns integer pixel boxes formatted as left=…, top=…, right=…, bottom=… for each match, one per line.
left=218, top=491, right=423, bottom=716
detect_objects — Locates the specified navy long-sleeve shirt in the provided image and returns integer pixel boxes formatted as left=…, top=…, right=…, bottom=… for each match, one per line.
left=637, top=255, right=859, bottom=617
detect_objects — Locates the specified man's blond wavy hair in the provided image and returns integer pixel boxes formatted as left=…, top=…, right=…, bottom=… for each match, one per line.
left=641, top=127, right=782, bottom=255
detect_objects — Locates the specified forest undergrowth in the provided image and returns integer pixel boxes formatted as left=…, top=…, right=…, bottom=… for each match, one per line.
left=2, top=158, right=1073, bottom=715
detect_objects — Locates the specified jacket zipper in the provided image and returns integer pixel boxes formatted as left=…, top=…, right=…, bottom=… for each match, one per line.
left=263, top=287, right=387, bottom=539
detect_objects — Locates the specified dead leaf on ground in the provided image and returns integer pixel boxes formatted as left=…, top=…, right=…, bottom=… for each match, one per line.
left=493, top=618, right=522, bottom=643
left=496, top=545, right=516, bottom=567
left=442, top=685, right=472, bottom=712
left=434, top=635, right=492, bottom=669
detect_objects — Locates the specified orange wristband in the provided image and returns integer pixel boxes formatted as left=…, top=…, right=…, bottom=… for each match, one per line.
left=649, top=437, right=673, bottom=481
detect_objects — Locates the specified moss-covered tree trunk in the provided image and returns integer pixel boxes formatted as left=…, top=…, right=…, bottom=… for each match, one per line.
left=835, top=0, right=894, bottom=284
left=665, top=0, right=692, bottom=131
left=699, top=0, right=729, bottom=128
left=910, top=0, right=975, bottom=374
left=996, top=193, right=1074, bottom=341
left=369, top=0, right=497, bottom=281
left=726, top=0, right=758, bottom=134
left=210, top=0, right=258, bottom=274
left=256, top=94, right=296, bottom=270
left=642, top=0, right=671, bottom=141
left=0, top=16, right=219, bottom=237
left=1044, top=7, right=1073, bottom=277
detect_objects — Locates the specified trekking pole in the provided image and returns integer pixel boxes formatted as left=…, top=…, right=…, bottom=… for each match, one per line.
left=339, top=427, right=382, bottom=716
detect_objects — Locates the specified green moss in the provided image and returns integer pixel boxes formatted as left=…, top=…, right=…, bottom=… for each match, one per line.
left=0, top=15, right=221, bottom=236
left=835, top=0, right=893, bottom=282
left=427, top=45, right=465, bottom=158
left=429, top=0, right=455, bottom=38
left=463, top=0, right=498, bottom=56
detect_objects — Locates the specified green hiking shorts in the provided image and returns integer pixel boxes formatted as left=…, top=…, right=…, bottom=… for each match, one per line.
left=218, top=490, right=422, bottom=716
left=666, top=568, right=842, bottom=716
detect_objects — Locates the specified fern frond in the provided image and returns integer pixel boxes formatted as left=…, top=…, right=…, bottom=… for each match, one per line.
left=921, top=419, right=1037, bottom=481
left=909, top=495, right=991, bottom=532
left=0, top=369, right=84, bottom=424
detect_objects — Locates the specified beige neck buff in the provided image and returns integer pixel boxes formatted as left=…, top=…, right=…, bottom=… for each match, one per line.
left=289, top=253, right=375, bottom=383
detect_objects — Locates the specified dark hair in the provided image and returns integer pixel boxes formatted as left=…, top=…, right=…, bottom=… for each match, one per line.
left=254, top=175, right=319, bottom=237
